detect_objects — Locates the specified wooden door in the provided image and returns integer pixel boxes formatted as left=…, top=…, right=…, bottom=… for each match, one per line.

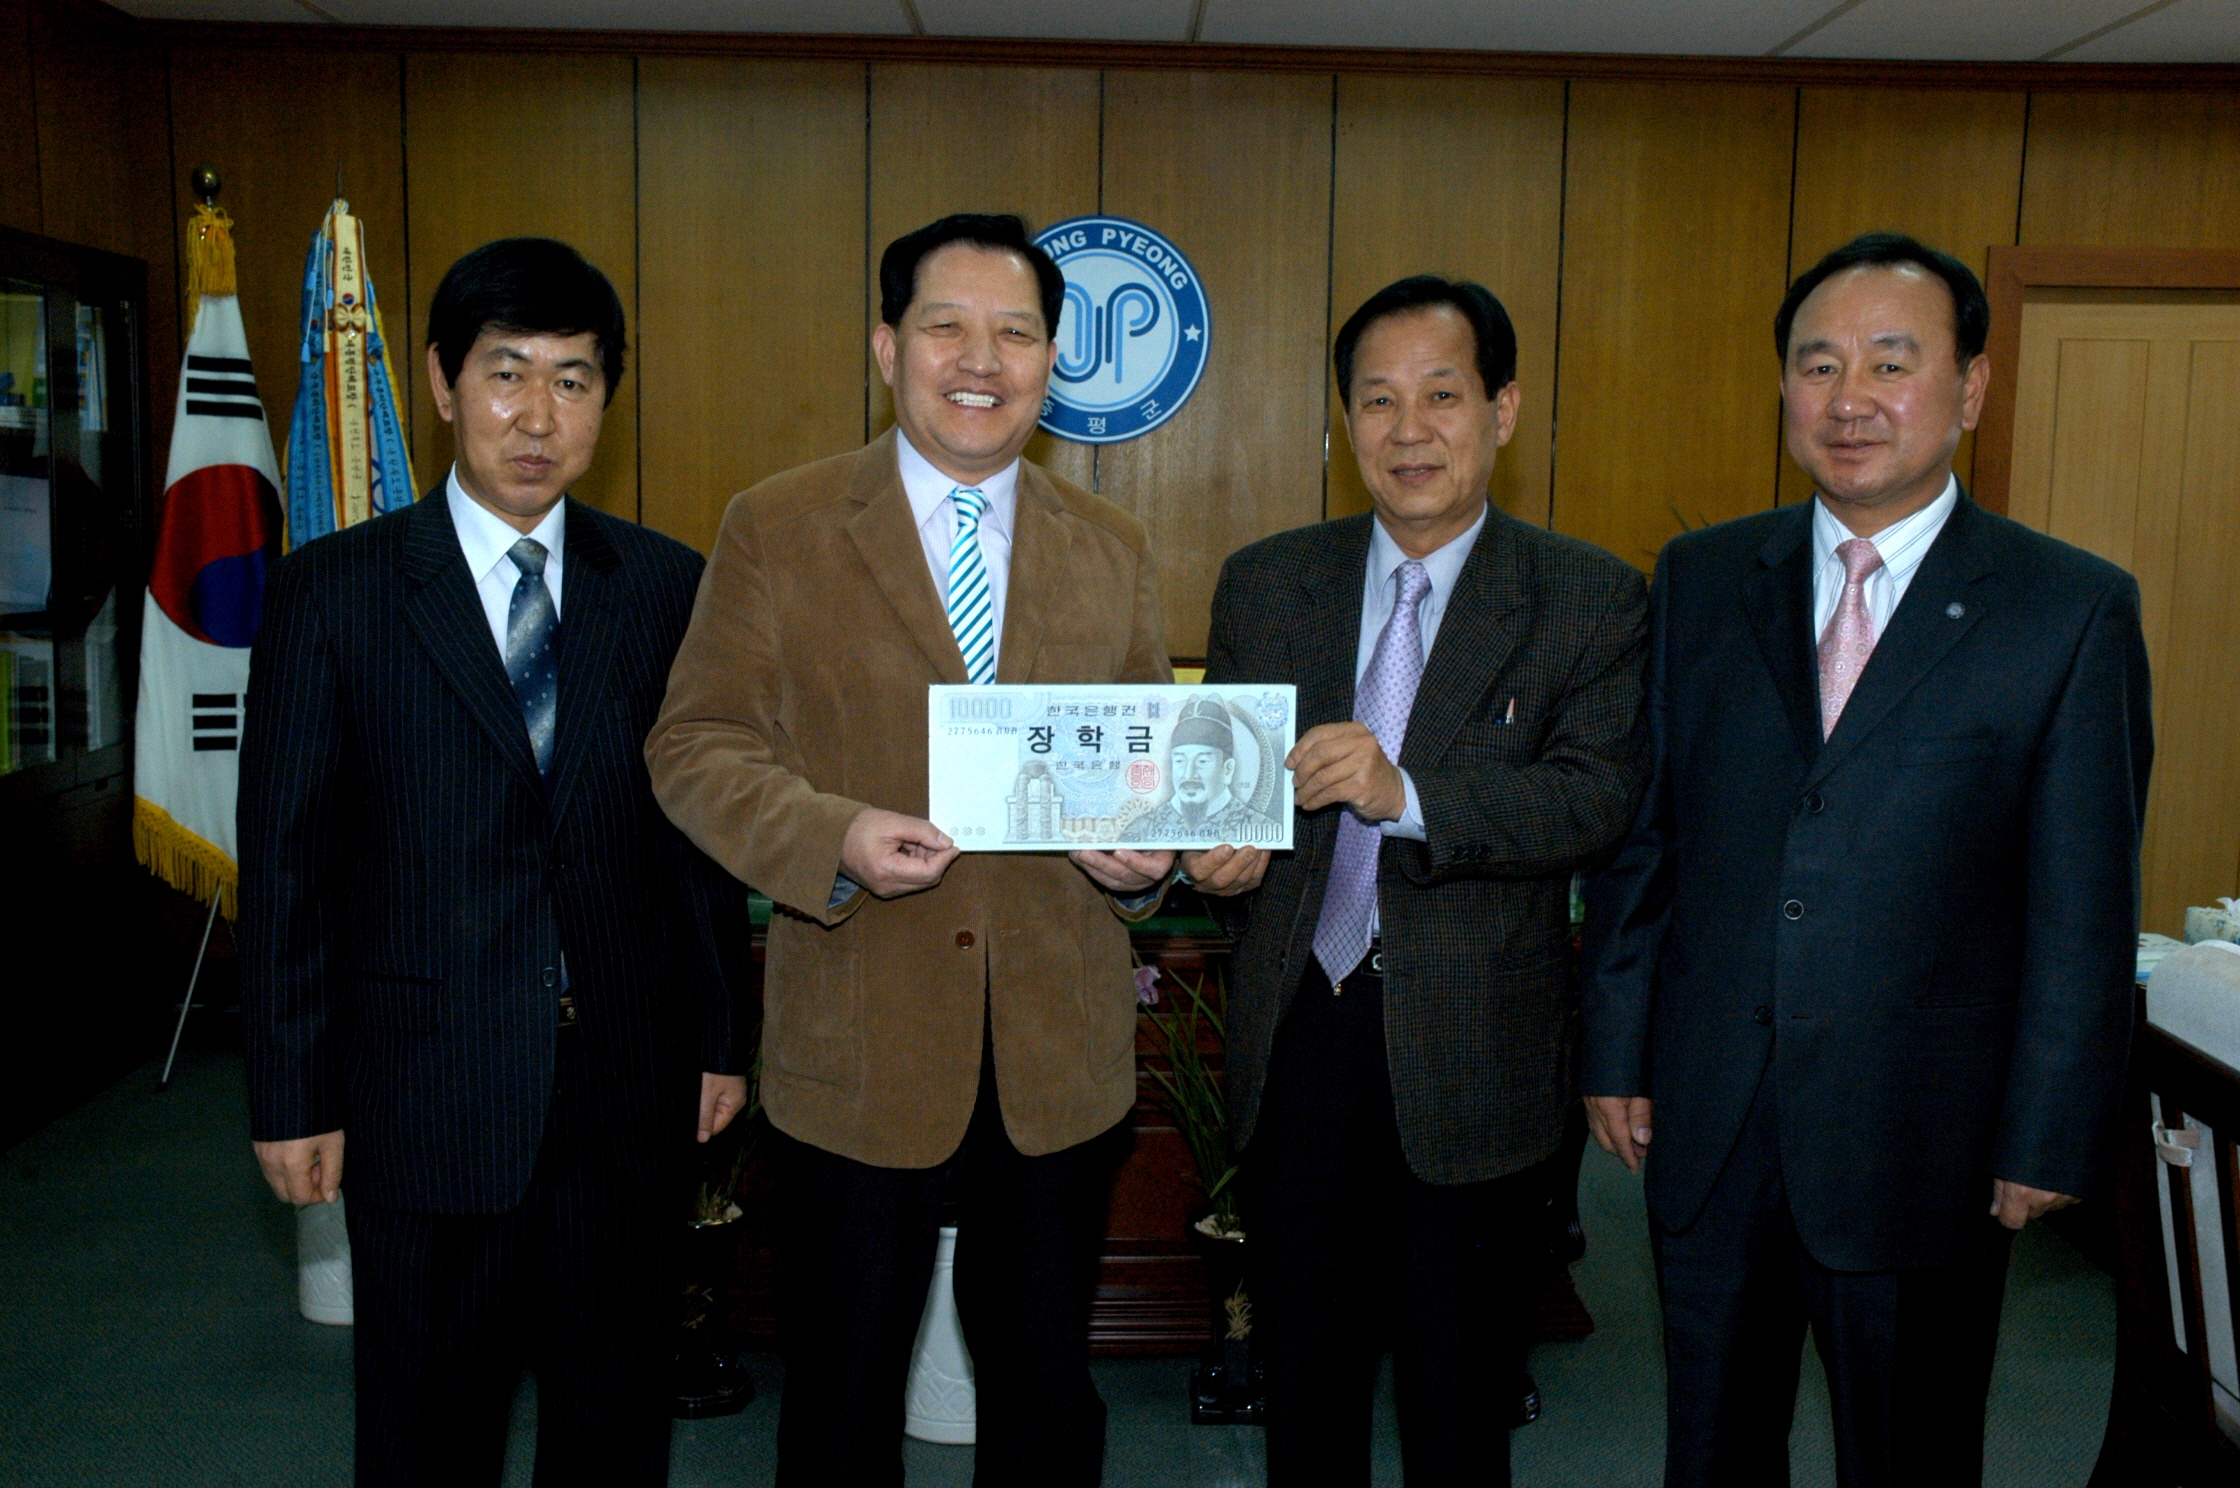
left=2006, top=291, right=2240, bottom=938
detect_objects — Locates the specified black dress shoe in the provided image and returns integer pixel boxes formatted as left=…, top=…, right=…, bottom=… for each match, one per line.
left=1513, top=1373, right=1542, bottom=1428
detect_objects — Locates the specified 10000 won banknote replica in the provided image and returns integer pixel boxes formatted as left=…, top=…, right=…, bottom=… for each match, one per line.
left=928, top=685, right=1295, bottom=852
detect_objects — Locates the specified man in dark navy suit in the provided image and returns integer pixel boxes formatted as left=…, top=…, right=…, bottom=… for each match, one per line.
left=239, top=239, right=748, bottom=1487
left=1584, top=234, right=2152, bottom=1486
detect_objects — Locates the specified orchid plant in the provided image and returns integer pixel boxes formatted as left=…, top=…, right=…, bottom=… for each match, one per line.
left=1137, top=960, right=1242, bottom=1238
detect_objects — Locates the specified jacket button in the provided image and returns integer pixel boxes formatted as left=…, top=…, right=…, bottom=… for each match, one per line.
left=1801, top=793, right=1824, bottom=815
left=1753, top=1005, right=1774, bottom=1026
left=1782, top=899, right=1804, bottom=920
left=541, top=966, right=559, bottom=987
left=955, top=930, right=975, bottom=950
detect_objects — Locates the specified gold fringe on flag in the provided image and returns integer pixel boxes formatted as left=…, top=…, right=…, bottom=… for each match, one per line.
left=134, top=797, right=237, bottom=919
left=184, top=203, right=237, bottom=333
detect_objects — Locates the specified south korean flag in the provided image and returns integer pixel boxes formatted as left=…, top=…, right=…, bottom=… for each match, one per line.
left=132, top=286, right=282, bottom=913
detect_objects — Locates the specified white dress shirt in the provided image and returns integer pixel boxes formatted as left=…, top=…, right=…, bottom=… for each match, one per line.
left=1359, top=502, right=1489, bottom=846
left=1810, top=475, right=1956, bottom=645
left=898, top=429, right=1019, bottom=674
left=447, top=465, right=564, bottom=661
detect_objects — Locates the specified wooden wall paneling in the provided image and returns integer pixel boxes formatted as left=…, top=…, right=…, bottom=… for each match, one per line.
left=1326, top=74, right=1566, bottom=527
left=0, top=0, right=40, bottom=233
left=2020, top=93, right=2240, bottom=252
left=402, top=51, right=638, bottom=518
left=637, top=59, right=865, bottom=554
left=167, top=47, right=408, bottom=486
left=116, top=17, right=2240, bottom=95
left=31, top=2, right=178, bottom=454
left=1096, top=69, right=1335, bottom=657
left=865, top=63, right=1101, bottom=490
left=1550, top=81, right=1796, bottom=570
left=2154, top=338, right=2240, bottom=935
left=1999, top=295, right=2240, bottom=937
left=1782, top=87, right=2026, bottom=505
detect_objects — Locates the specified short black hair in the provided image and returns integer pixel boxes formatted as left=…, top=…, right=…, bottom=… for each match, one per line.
left=879, top=213, right=1066, bottom=335
left=1334, top=275, right=1518, bottom=406
left=427, top=238, right=627, bottom=405
left=1775, top=232, right=1989, bottom=368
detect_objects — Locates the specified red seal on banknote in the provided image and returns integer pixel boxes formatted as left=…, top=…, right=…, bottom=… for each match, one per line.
left=1127, top=759, right=1159, bottom=793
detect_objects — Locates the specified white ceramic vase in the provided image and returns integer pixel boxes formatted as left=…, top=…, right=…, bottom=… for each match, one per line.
left=903, top=1225, right=975, bottom=1443
left=297, top=1195, right=355, bottom=1326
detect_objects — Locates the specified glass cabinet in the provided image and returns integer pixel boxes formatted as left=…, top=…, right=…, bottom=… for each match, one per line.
left=0, top=228, right=148, bottom=788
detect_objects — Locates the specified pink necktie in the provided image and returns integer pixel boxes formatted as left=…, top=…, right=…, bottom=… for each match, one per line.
left=1818, top=537, right=1884, bottom=738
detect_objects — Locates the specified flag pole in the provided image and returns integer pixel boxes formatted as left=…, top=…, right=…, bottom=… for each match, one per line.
left=155, top=159, right=228, bottom=1094
left=158, top=890, right=223, bottom=1090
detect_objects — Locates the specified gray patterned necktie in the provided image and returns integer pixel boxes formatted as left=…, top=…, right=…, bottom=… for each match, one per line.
left=504, top=538, right=559, bottom=777
left=1313, top=560, right=1432, bottom=985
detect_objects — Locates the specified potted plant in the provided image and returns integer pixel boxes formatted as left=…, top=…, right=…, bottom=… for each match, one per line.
left=1138, top=961, right=1264, bottom=1425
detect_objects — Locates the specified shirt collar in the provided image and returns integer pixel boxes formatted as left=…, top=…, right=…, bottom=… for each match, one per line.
left=1811, top=474, right=1958, bottom=582
left=446, top=464, right=565, bottom=585
left=896, top=427, right=1020, bottom=539
left=1367, top=501, right=1489, bottom=607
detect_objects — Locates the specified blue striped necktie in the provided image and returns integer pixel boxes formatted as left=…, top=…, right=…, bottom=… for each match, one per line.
left=945, top=487, right=996, bottom=685
left=504, top=537, right=559, bottom=777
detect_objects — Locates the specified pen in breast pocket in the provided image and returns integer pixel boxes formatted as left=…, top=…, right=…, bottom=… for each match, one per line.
left=1504, top=698, right=1516, bottom=725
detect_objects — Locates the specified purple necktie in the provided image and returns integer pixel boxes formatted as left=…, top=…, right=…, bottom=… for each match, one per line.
left=1818, top=537, right=1884, bottom=738
left=1314, top=560, right=1433, bottom=985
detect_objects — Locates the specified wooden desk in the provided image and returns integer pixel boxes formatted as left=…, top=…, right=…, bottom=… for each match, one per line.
left=2092, top=993, right=2240, bottom=1485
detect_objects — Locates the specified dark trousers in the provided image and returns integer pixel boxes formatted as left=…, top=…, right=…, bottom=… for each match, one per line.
left=1247, top=958, right=1546, bottom=1488
left=1654, top=1072, right=2015, bottom=1488
left=345, top=1036, right=676, bottom=1487
left=771, top=1037, right=1121, bottom=1488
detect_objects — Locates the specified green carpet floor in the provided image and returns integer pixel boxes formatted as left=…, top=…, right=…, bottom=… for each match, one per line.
left=0, top=1046, right=2114, bottom=1485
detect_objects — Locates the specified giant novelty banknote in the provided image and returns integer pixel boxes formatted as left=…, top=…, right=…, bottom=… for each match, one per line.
left=928, top=684, right=1296, bottom=851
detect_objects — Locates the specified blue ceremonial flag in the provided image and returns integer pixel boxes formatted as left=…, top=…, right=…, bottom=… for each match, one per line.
left=283, top=199, right=413, bottom=546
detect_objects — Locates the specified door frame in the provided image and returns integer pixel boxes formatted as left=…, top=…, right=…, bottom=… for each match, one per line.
left=1975, top=246, right=2240, bottom=516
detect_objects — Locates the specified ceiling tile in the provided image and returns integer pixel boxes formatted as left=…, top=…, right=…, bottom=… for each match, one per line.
left=1786, top=0, right=2152, bottom=59
left=310, top=0, right=913, bottom=31
left=111, top=0, right=329, bottom=19
left=916, top=0, right=1195, bottom=41
left=1199, top=0, right=1834, bottom=55
left=2058, top=0, right=2240, bottom=62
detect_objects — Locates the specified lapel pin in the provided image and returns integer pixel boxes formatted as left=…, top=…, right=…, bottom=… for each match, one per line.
left=1504, top=697, right=1516, bottom=724
left=1946, top=602, right=1966, bottom=619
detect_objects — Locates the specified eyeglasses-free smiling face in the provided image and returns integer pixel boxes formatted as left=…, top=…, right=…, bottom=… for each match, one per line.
left=428, top=329, right=607, bottom=535
left=1782, top=264, right=1990, bottom=537
left=1343, top=304, right=1521, bottom=561
left=874, top=243, right=1058, bottom=486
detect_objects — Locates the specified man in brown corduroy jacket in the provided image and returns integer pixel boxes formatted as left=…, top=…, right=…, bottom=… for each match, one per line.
left=646, top=213, right=1173, bottom=1488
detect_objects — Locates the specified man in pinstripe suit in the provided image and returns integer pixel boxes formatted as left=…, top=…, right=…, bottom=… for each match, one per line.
left=239, top=239, right=750, bottom=1487
left=1182, top=276, right=1650, bottom=1487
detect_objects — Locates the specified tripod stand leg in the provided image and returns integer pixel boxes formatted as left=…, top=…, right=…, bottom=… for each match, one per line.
left=159, top=891, right=223, bottom=1090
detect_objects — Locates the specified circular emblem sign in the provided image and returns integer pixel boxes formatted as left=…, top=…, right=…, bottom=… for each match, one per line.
left=1033, top=216, right=1210, bottom=445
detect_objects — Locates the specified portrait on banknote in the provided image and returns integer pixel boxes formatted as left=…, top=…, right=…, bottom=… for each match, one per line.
left=927, top=684, right=1295, bottom=852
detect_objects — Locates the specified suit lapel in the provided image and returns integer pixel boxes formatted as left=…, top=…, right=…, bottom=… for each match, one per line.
left=1292, top=518, right=1371, bottom=869
left=1742, top=505, right=1826, bottom=771
left=1296, top=517, right=1373, bottom=732
left=1399, top=511, right=1529, bottom=769
left=399, top=488, right=545, bottom=797
left=996, top=464, right=1062, bottom=684
left=844, top=430, right=968, bottom=685
left=1803, top=495, right=1996, bottom=790
left=544, top=500, right=623, bottom=822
